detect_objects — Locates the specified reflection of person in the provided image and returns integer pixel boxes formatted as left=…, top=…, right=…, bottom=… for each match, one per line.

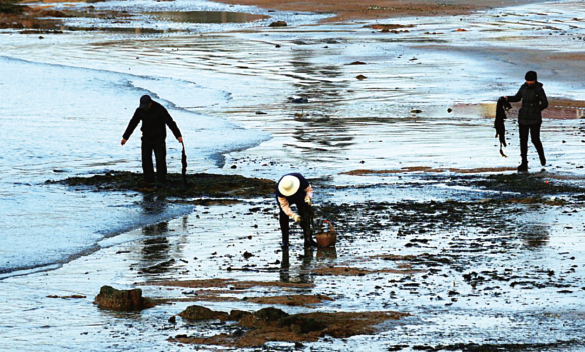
left=275, top=173, right=317, bottom=247
left=504, top=71, right=548, bottom=172
left=279, top=246, right=314, bottom=284
left=121, top=95, right=183, bottom=183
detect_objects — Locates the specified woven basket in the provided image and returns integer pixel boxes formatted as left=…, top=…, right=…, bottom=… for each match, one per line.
left=315, top=220, right=336, bottom=247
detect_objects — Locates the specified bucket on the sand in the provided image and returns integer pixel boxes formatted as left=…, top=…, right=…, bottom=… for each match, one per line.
left=315, top=220, right=336, bottom=247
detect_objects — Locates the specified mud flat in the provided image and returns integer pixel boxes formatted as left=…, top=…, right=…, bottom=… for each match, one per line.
left=211, top=0, right=550, bottom=22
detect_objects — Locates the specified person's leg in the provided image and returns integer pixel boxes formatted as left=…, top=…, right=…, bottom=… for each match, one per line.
left=141, top=141, right=155, bottom=183
left=278, top=207, right=290, bottom=247
left=279, top=246, right=290, bottom=282
left=530, top=123, right=546, bottom=166
left=153, top=141, right=167, bottom=183
left=518, top=123, right=529, bottom=171
left=298, top=201, right=317, bottom=247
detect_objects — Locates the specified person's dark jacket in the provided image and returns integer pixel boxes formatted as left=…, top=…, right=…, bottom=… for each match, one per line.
left=123, top=101, right=182, bottom=142
left=275, top=173, right=310, bottom=204
left=507, top=82, right=548, bottom=125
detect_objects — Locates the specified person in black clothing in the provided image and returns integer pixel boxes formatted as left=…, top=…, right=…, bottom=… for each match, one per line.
left=121, top=95, right=183, bottom=183
left=275, top=173, right=317, bottom=248
left=504, top=71, right=548, bottom=172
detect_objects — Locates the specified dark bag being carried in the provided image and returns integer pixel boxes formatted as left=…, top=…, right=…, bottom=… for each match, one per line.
left=495, top=97, right=512, bottom=157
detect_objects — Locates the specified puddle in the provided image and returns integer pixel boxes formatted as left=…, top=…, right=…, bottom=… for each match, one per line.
left=147, top=11, right=269, bottom=24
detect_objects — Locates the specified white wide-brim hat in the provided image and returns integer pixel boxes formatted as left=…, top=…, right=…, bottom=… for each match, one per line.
left=278, top=175, right=300, bottom=196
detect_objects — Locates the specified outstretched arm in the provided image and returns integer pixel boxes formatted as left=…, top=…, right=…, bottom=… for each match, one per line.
left=162, top=108, right=182, bottom=142
left=121, top=110, right=141, bottom=145
left=505, top=87, right=523, bottom=103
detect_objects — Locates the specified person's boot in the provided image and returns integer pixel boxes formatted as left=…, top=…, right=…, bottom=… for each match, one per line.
left=539, top=152, right=546, bottom=166
left=517, top=161, right=528, bottom=172
left=303, top=230, right=317, bottom=247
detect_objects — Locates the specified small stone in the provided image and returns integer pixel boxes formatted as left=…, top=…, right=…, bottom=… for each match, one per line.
left=269, top=21, right=287, bottom=27
left=179, top=305, right=229, bottom=321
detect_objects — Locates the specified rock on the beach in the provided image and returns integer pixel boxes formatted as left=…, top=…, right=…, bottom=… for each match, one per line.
left=239, top=307, right=290, bottom=328
left=290, top=97, right=309, bottom=104
left=229, top=309, right=252, bottom=321
left=179, top=305, right=230, bottom=321
left=269, top=21, right=287, bottom=27
left=94, top=285, right=154, bottom=311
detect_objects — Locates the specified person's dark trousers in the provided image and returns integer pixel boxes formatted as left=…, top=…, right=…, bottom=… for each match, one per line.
left=519, top=123, right=545, bottom=165
left=141, top=140, right=167, bottom=183
left=278, top=199, right=310, bottom=246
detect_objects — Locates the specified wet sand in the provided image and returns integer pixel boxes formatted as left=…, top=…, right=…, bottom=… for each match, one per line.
left=212, top=0, right=549, bottom=22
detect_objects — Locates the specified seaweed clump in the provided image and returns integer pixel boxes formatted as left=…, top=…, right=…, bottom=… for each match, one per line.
left=170, top=306, right=409, bottom=348
left=48, top=171, right=276, bottom=198
left=464, top=173, right=585, bottom=195
left=0, top=0, right=26, bottom=14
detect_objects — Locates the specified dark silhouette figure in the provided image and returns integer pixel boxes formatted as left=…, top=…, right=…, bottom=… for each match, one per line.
left=121, top=95, right=183, bottom=183
left=504, top=71, right=548, bottom=172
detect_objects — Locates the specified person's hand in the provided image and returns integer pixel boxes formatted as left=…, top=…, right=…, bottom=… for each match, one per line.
left=121, top=138, right=127, bottom=146
left=292, top=214, right=301, bottom=223
left=178, top=137, right=183, bottom=143
left=503, top=96, right=508, bottom=100
left=304, top=196, right=311, bottom=206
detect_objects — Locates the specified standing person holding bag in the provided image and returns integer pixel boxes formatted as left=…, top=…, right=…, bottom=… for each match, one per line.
left=504, top=71, right=548, bottom=172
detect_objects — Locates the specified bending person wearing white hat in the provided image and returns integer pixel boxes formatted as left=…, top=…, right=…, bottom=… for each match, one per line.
left=275, top=173, right=317, bottom=247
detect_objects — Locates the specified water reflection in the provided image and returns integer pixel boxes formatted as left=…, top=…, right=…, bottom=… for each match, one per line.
left=148, top=11, right=269, bottom=24
left=140, top=193, right=167, bottom=215
left=520, top=224, right=550, bottom=248
left=279, top=247, right=315, bottom=284
left=288, top=48, right=355, bottom=155
left=136, top=194, right=172, bottom=275
left=316, top=246, right=337, bottom=261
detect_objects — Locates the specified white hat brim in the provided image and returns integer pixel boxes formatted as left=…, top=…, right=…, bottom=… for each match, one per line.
left=278, top=175, right=300, bottom=197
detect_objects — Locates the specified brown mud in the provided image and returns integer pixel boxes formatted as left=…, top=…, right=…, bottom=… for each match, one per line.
left=210, top=0, right=542, bottom=22
left=0, top=1, right=63, bottom=31
left=148, top=278, right=314, bottom=290
left=341, top=166, right=517, bottom=175
left=155, top=292, right=333, bottom=306
left=310, top=266, right=422, bottom=276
